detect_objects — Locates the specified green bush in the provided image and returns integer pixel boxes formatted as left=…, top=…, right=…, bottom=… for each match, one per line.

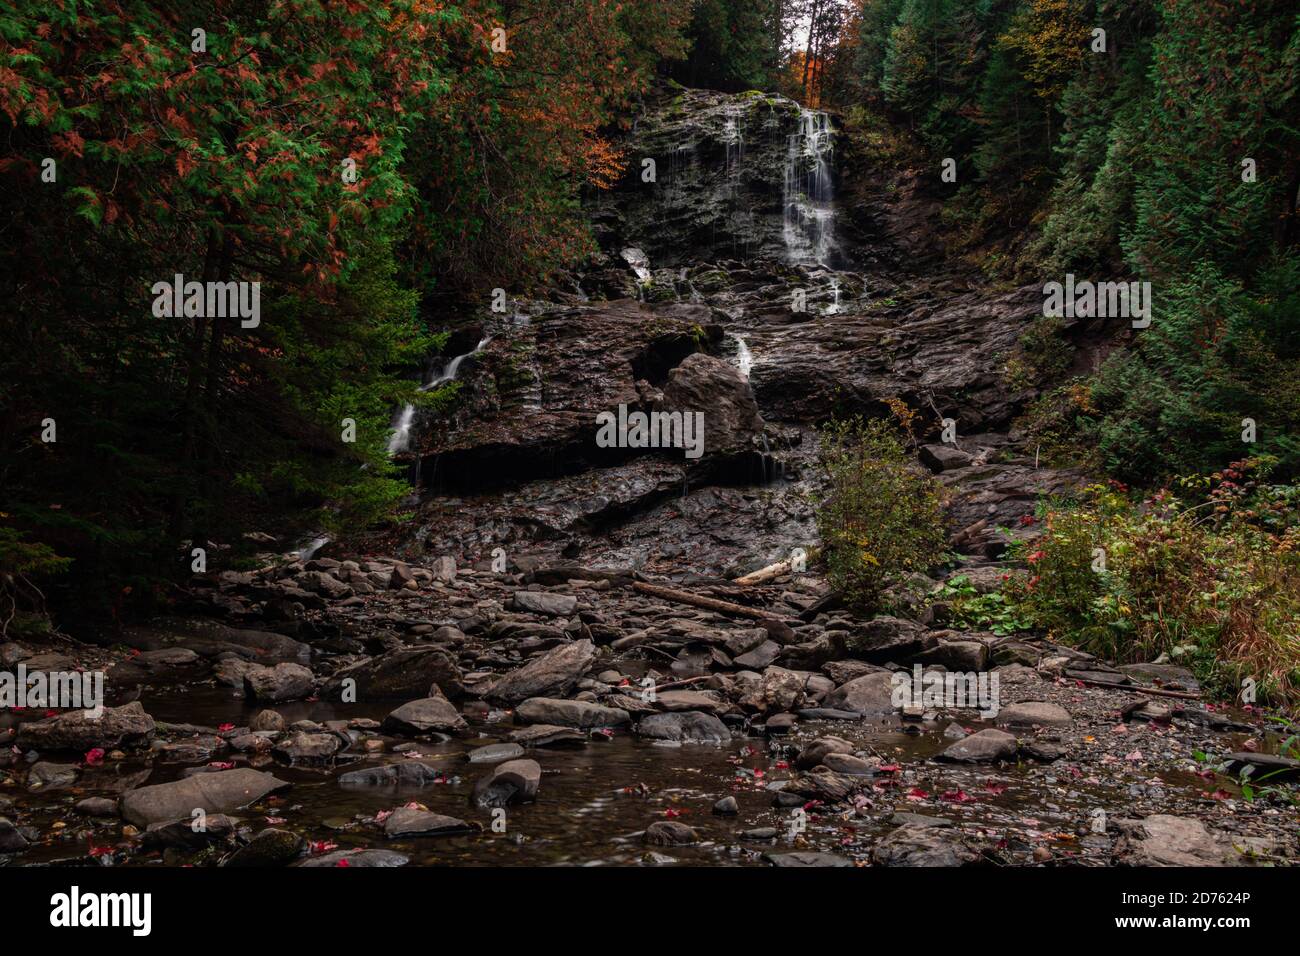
left=1005, top=463, right=1300, bottom=708
left=814, top=417, right=948, bottom=612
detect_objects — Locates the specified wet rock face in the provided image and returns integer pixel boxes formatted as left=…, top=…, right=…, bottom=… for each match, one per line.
left=592, top=88, right=836, bottom=267
left=415, top=299, right=723, bottom=487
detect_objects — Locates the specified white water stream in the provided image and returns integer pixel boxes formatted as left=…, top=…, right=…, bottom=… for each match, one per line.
left=387, top=335, right=492, bottom=455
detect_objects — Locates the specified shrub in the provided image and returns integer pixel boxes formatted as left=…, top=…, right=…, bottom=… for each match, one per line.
left=1007, top=462, right=1300, bottom=708
left=814, top=417, right=948, bottom=611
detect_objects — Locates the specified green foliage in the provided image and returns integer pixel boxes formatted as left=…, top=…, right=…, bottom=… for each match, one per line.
left=0, top=0, right=688, bottom=624
left=669, top=0, right=784, bottom=92
left=1085, top=258, right=1300, bottom=481
left=930, top=574, right=1035, bottom=635
left=1003, top=469, right=1300, bottom=708
left=814, top=416, right=948, bottom=611
left=0, top=526, right=71, bottom=578
left=1004, top=315, right=1072, bottom=391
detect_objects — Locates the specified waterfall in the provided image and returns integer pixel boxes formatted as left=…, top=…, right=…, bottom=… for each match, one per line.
left=387, top=335, right=492, bottom=456
left=729, top=333, right=753, bottom=378
left=826, top=276, right=841, bottom=314
left=723, top=105, right=745, bottom=173
left=291, top=534, right=331, bottom=561
left=387, top=404, right=417, bottom=455
left=783, top=108, right=836, bottom=265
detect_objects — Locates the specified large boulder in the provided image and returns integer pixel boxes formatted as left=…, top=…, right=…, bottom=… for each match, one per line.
left=832, top=617, right=937, bottom=664
left=321, top=647, right=464, bottom=701
left=1115, top=815, right=1277, bottom=867
left=822, top=672, right=897, bottom=717
left=382, top=696, right=467, bottom=735
left=244, top=662, right=315, bottom=702
left=487, top=640, right=595, bottom=704
left=121, top=769, right=290, bottom=826
left=872, top=826, right=976, bottom=866
left=16, top=701, right=155, bottom=752
left=658, top=353, right=764, bottom=459
left=637, top=711, right=730, bottom=743
left=514, top=698, right=630, bottom=729
left=936, top=728, right=1018, bottom=763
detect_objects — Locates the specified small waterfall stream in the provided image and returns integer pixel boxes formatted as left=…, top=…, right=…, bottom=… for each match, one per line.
left=387, top=335, right=492, bottom=455
left=729, top=333, right=754, bottom=378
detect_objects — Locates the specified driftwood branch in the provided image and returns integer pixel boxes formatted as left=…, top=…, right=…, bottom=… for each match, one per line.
left=732, top=559, right=794, bottom=587
left=1071, top=676, right=1200, bottom=700
left=631, top=581, right=795, bottom=641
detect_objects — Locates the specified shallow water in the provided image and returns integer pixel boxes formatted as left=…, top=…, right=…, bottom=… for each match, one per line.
left=8, top=679, right=1264, bottom=867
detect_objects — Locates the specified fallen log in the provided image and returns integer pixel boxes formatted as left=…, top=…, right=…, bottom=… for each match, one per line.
left=631, top=580, right=796, bottom=642
left=732, top=558, right=794, bottom=587
left=1072, top=676, right=1200, bottom=700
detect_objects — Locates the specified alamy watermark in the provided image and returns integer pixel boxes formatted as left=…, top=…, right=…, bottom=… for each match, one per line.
left=891, top=664, right=1000, bottom=718
left=151, top=273, right=260, bottom=328
left=1043, top=274, right=1151, bottom=329
left=0, top=665, right=104, bottom=719
left=595, top=404, right=704, bottom=459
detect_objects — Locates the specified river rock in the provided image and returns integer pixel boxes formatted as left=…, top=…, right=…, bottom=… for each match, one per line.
left=833, top=616, right=936, bottom=663
left=225, top=828, right=305, bottom=866
left=467, top=743, right=526, bottom=764
left=0, top=817, right=28, bottom=852
left=244, top=662, right=315, bottom=702
left=763, top=851, right=854, bottom=867
left=654, top=689, right=728, bottom=714
left=871, top=826, right=976, bottom=866
left=487, top=639, right=595, bottom=704
left=382, top=696, right=467, bottom=735
left=338, top=761, right=445, bottom=787
left=713, top=796, right=739, bottom=815
left=471, top=758, right=541, bottom=808
left=383, top=808, right=478, bottom=838
left=795, top=736, right=854, bottom=770
left=638, top=711, right=730, bottom=743
left=643, top=821, right=699, bottom=846
left=913, top=638, right=989, bottom=671
left=121, top=768, right=290, bottom=826
left=15, top=701, right=155, bottom=752
left=251, top=709, right=287, bottom=732
left=733, top=640, right=781, bottom=670
left=997, top=701, right=1072, bottom=728
left=515, top=697, right=629, bottom=728
left=511, top=591, right=578, bottom=617
left=27, top=761, right=79, bottom=791
left=272, top=731, right=342, bottom=763
left=936, top=728, right=1018, bottom=763
left=822, top=672, right=897, bottom=716
left=918, top=444, right=972, bottom=472
left=1115, top=814, right=1276, bottom=866
left=508, top=724, right=586, bottom=747
left=297, top=848, right=409, bottom=867
left=321, top=646, right=465, bottom=701
left=75, top=797, right=120, bottom=817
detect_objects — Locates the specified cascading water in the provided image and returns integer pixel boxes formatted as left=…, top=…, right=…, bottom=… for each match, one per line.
left=729, top=333, right=754, bottom=378
left=387, top=335, right=492, bottom=455
left=783, top=108, right=836, bottom=265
